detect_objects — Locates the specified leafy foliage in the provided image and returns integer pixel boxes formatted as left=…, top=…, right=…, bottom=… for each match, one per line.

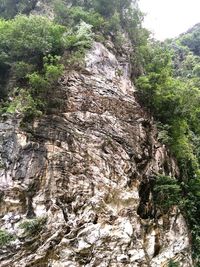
left=0, top=229, right=15, bottom=247
left=63, top=21, right=94, bottom=50
left=137, top=24, right=200, bottom=263
left=14, top=61, right=35, bottom=80
left=54, top=0, right=148, bottom=77
left=28, top=55, right=64, bottom=94
left=6, top=89, right=39, bottom=113
left=54, top=2, right=104, bottom=30
left=0, top=13, right=94, bottom=120
left=180, top=23, right=200, bottom=56
left=153, top=175, right=182, bottom=213
left=0, top=15, right=66, bottom=64
left=19, top=217, right=47, bottom=236
left=1, top=0, right=200, bottom=262
left=168, top=260, right=180, bottom=267
left=0, top=0, right=38, bottom=19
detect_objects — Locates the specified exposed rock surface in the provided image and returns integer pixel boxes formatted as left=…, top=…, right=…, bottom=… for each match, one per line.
left=30, top=0, right=55, bottom=18
left=0, top=42, right=193, bottom=266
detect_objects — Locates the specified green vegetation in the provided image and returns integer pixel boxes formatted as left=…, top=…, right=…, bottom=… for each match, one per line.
left=153, top=175, right=182, bottom=213
left=179, top=24, right=200, bottom=56
left=28, top=55, right=64, bottom=94
left=0, top=15, right=66, bottom=63
left=0, top=0, right=145, bottom=122
left=53, top=0, right=148, bottom=75
left=0, top=229, right=15, bottom=247
left=0, top=0, right=37, bottom=19
left=168, top=260, right=180, bottom=267
left=1, top=0, right=200, bottom=263
left=136, top=24, right=200, bottom=263
left=19, top=217, right=47, bottom=236
left=54, top=2, right=104, bottom=30
left=0, top=12, right=94, bottom=121
left=0, top=14, right=67, bottom=107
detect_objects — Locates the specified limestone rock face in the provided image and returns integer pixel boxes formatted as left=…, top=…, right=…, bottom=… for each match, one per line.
left=0, top=42, right=193, bottom=266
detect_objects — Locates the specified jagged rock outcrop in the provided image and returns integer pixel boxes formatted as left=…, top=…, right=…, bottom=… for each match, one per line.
left=0, top=42, right=193, bottom=266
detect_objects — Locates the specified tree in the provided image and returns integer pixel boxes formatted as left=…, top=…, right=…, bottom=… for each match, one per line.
left=0, top=15, right=67, bottom=65
left=0, top=0, right=37, bottom=19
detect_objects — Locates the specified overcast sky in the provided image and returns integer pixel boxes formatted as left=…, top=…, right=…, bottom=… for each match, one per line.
left=139, top=0, right=200, bottom=40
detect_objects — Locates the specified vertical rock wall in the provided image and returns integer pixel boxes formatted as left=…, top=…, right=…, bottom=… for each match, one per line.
left=0, top=42, right=193, bottom=266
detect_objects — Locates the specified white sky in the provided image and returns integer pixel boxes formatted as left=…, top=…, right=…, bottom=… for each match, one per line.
left=139, top=0, right=200, bottom=40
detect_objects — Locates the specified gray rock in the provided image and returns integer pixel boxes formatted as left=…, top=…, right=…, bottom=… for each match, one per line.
left=0, top=42, right=193, bottom=267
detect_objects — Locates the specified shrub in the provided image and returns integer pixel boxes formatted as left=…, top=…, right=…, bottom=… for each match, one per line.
left=19, top=217, right=46, bottom=236
left=157, top=123, right=172, bottom=144
left=14, top=61, right=35, bottom=80
left=153, top=175, right=182, bottom=213
left=193, top=64, right=200, bottom=77
left=0, top=230, right=15, bottom=247
left=61, top=21, right=93, bottom=69
left=105, top=12, right=121, bottom=33
left=0, top=15, right=67, bottom=64
left=168, top=259, right=180, bottom=267
left=44, top=55, right=64, bottom=84
left=91, top=0, right=116, bottom=18
left=6, top=89, right=43, bottom=120
left=64, top=21, right=94, bottom=50
left=28, top=55, right=64, bottom=94
left=54, top=2, right=104, bottom=30
left=0, top=0, right=37, bottom=19
left=28, top=72, right=49, bottom=94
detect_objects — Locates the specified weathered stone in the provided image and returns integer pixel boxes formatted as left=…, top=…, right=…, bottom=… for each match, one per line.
left=0, top=42, right=193, bottom=266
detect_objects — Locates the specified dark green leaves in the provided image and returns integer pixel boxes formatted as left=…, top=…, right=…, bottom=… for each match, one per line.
left=0, top=15, right=66, bottom=64
left=153, top=175, right=181, bottom=213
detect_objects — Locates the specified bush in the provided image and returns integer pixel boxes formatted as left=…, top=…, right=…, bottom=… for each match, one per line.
left=54, top=2, right=104, bottom=30
left=168, top=259, right=180, bottom=267
left=0, top=230, right=15, bottom=247
left=91, top=0, right=116, bottom=18
left=153, top=175, right=182, bottom=213
left=64, top=21, right=94, bottom=50
left=14, top=61, right=35, bottom=80
left=180, top=28, right=200, bottom=56
left=0, top=15, right=67, bottom=64
left=28, top=72, right=49, bottom=94
left=28, top=55, right=64, bottom=94
left=0, top=0, right=37, bottom=19
left=44, top=55, right=64, bottom=84
left=19, top=217, right=46, bottom=236
left=6, top=89, right=43, bottom=120
left=104, top=12, right=121, bottom=33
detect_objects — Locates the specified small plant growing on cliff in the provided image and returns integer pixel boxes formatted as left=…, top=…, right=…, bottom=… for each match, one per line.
left=153, top=175, right=182, bottom=213
left=168, top=259, right=180, bottom=267
left=63, top=21, right=94, bottom=68
left=28, top=55, right=64, bottom=94
left=63, top=20, right=94, bottom=63
left=19, top=217, right=47, bottom=236
left=0, top=230, right=15, bottom=247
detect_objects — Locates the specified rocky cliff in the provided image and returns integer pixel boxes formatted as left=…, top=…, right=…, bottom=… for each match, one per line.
left=0, top=42, right=193, bottom=266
